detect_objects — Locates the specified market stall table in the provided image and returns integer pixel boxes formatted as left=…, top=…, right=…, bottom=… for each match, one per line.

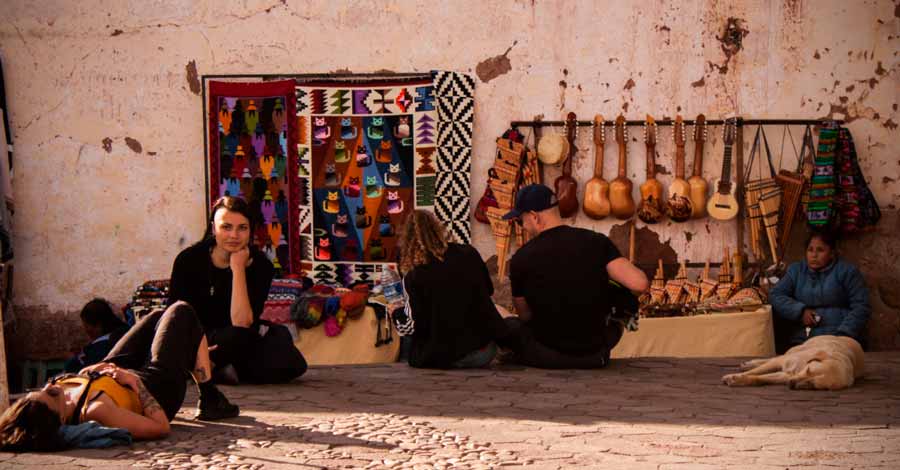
left=293, top=306, right=400, bottom=366
left=612, top=305, right=775, bottom=358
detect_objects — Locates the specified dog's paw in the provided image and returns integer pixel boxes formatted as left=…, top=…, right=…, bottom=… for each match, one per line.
left=722, top=373, right=741, bottom=386
left=739, top=359, right=766, bottom=371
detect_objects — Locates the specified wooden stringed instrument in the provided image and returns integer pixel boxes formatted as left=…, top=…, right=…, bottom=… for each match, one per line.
left=666, top=114, right=693, bottom=222
left=688, top=113, right=709, bottom=218
left=555, top=112, right=579, bottom=218
left=637, top=114, right=665, bottom=224
left=706, top=117, right=740, bottom=220
left=609, top=115, right=636, bottom=219
left=583, top=114, right=611, bottom=219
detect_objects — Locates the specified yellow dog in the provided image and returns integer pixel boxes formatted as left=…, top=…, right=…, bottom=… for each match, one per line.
left=722, top=335, right=864, bottom=391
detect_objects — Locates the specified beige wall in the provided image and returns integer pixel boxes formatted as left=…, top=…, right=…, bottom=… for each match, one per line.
left=0, top=1, right=897, bottom=352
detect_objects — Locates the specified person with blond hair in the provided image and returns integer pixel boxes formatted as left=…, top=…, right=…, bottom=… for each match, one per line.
left=395, top=209, right=508, bottom=368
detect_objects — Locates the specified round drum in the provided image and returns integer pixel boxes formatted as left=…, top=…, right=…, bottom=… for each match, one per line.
left=537, top=133, right=569, bottom=165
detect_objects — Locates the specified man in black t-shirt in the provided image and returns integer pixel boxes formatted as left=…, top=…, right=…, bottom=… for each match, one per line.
left=501, top=184, right=649, bottom=368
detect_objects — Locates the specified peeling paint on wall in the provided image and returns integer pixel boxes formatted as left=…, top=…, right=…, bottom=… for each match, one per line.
left=0, top=0, right=897, bottom=353
left=476, top=42, right=516, bottom=83
left=124, top=137, right=142, bottom=153
left=185, top=59, right=200, bottom=96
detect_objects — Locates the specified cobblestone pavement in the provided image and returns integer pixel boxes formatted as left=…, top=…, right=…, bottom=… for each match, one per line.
left=2, top=353, right=899, bottom=469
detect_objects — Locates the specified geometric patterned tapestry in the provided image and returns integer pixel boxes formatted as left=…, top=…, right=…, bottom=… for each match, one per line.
left=206, top=73, right=473, bottom=285
left=207, top=80, right=300, bottom=276
left=432, top=70, right=475, bottom=245
left=296, top=72, right=474, bottom=286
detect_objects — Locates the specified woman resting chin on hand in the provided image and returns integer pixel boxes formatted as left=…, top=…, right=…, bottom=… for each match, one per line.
left=167, top=196, right=307, bottom=385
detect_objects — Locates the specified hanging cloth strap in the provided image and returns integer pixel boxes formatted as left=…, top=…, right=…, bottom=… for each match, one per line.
left=798, top=124, right=816, bottom=177
left=57, top=372, right=103, bottom=426
left=744, top=125, right=777, bottom=182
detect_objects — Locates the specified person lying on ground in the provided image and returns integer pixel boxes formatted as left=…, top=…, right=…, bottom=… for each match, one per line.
left=0, top=302, right=239, bottom=452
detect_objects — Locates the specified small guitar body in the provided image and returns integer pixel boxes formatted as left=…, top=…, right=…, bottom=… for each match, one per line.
left=637, top=115, right=665, bottom=224
left=688, top=113, right=709, bottom=218
left=666, top=115, right=693, bottom=222
left=706, top=180, right=739, bottom=220
left=707, top=117, right=740, bottom=221
left=555, top=112, right=579, bottom=218
left=583, top=114, right=611, bottom=219
left=609, top=115, right=636, bottom=219
left=688, top=176, right=709, bottom=218
left=638, top=180, right=665, bottom=223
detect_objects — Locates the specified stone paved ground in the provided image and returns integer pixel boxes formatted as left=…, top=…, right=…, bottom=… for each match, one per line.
left=1, top=353, right=899, bottom=469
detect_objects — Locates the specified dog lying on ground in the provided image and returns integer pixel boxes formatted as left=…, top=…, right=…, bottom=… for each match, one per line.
left=722, top=335, right=864, bottom=391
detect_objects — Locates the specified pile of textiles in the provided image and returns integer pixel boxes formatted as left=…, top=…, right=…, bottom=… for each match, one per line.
left=260, top=277, right=311, bottom=324
left=290, top=283, right=371, bottom=336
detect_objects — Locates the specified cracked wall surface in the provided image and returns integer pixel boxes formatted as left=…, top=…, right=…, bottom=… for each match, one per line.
left=0, top=0, right=898, bottom=356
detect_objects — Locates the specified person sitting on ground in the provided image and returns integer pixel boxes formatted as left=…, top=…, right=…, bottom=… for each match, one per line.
left=0, top=302, right=239, bottom=452
left=769, top=231, right=870, bottom=353
left=500, top=184, right=649, bottom=369
left=395, top=210, right=509, bottom=369
left=64, top=298, right=130, bottom=373
left=168, top=196, right=307, bottom=385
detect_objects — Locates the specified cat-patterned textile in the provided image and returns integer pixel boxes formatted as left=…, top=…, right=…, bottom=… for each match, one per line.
left=294, top=74, right=472, bottom=287
left=207, top=80, right=300, bottom=276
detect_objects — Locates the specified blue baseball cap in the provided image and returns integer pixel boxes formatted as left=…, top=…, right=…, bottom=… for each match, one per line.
left=502, top=184, right=558, bottom=220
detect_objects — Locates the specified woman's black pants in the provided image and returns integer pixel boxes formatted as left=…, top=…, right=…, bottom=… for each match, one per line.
left=103, top=301, right=202, bottom=420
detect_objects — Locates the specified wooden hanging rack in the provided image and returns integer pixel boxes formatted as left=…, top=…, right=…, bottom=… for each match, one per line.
left=512, top=117, right=838, bottom=265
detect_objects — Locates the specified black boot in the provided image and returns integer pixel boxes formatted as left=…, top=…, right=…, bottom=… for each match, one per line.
left=196, top=382, right=240, bottom=421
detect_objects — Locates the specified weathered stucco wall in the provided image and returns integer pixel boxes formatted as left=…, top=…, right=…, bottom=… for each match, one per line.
left=0, top=0, right=898, bottom=355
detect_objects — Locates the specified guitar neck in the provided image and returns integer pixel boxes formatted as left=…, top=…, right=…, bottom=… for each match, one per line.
left=718, top=144, right=733, bottom=193
left=564, top=143, right=574, bottom=176
left=692, top=141, right=705, bottom=177
left=675, top=145, right=686, bottom=179
left=617, top=142, right=627, bottom=178
left=593, top=143, right=604, bottom=178
left=646, top=144, right=656, bottom=179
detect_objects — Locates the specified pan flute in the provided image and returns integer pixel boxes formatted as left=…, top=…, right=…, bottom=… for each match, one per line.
left=776, top=169, right=805, bottom=253
left=486, top=206, right=513, bottom=279
left=759, top=185, right=783, bottom=263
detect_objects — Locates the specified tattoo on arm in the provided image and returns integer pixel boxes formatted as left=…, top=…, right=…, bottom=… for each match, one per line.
left=193, top=367, right=209, bottom=383
left=135, top=379, right=164, bottom=417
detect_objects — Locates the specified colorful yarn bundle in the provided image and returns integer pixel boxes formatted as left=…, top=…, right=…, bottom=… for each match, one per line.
left=290, top=282, right=373, bottom=335
left=340, top=284, right=370, bottom=319
left=290, top=284, right=334, bottom=329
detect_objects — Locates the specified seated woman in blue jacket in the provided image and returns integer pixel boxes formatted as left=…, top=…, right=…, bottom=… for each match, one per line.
left=770, top=231, right=871, bottom=351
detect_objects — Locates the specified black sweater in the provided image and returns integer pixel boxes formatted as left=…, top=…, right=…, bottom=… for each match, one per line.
left=168, top=240, right=274, bottom=331
left=403, top=243, right=509, bottom=368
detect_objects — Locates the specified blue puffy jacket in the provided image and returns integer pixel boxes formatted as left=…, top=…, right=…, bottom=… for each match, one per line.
left=770, top=258, right=870, bottom=346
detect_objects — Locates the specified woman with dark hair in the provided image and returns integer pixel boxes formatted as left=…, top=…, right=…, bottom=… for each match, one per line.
left=167, top=196, right=306, bottom=384
left=770, top=231, right=871, bottom=352
left=0, top=302, right=238, bottom=452
left=64, top=298, right=130, bottom=373
left=395, top=209, right=509, bottom=368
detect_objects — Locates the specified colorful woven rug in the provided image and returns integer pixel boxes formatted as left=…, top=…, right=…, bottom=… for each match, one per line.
left=295, top=72, right=474, bottom=287
left=207, top=80, right=300, bottom=276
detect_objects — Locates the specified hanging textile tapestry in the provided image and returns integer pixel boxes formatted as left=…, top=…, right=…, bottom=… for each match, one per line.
left=207, top=80, right=300, bottom=276
left=295, top=71, right=474, bottom=287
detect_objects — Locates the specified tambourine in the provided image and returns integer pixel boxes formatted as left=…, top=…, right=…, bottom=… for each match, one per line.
left=537, top=133, right=569, bottom=166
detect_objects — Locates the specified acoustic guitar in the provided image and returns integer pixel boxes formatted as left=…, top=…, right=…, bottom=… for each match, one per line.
left=688, top=113, right=709, bottom=218
left=609, top=115, right=636, bottom=219
left=706, top=117, right=740, bottom=220
left=583, top=114, right=611, bottom=219
left=637, top=115, right=665, bottom=224
left=554, top=112, right=579, bottom=218
left=666, top=114, right=693, bottom=222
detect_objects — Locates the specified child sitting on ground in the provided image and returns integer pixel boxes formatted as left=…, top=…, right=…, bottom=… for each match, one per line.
left=64, top=298, right=130, bottom=373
